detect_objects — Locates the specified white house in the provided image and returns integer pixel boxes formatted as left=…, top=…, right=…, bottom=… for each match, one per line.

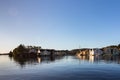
left=89, top=49, right=103, bottom=56
left=28, top=46, right=41, bottom=54
left=37, top=49, right=41, bottom=53
left=40, top=50, right=51, bottom=56
left=89, top=49, right=94, bottom=56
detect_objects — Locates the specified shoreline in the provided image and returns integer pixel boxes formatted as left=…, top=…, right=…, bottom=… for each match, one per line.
left=0, top=53, right=9, bottom=55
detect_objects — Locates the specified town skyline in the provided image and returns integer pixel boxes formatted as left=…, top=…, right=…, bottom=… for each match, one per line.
left=0, top=0, right=120, bottom=53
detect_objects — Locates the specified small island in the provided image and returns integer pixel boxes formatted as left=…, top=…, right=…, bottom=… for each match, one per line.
left=6, top=44, right=120, bottom=58
left=8, top=44, right=70, bottom=58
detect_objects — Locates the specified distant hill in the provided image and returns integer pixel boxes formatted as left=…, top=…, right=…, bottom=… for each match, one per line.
left=0, top=53, right=9, bottom=55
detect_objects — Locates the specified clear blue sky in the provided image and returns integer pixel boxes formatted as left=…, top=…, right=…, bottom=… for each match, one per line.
left=0, top=0, right=120, bottom=53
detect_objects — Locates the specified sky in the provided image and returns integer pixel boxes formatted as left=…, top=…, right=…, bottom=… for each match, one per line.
left=0, top=0, right=120, bottom=53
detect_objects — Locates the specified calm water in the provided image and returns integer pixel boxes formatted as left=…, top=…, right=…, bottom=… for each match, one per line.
left=0, top=55, right=120, bottom=80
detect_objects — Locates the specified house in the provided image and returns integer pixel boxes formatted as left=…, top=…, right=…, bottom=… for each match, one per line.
left=37, top=49, right=41, bottom=53
left=89, top=49, right=94, bottom=56
left=89, top=48, right=103, bottom=56
left=40, top=49, right=52, bottom=56
left=79, top=49, right=89, bottom=56
left=29, top=48, right=37, bottom=53
left=104, top=48, right=112, bottom=54
left=113, top=48, right=120, bottom=55
left=27, top=46, right=41, bottom=54
left=54, top=51, right=61, bottom=56
left=54, top=50, right=67, bottom=56
left=103, top=48, right=120, bottom=55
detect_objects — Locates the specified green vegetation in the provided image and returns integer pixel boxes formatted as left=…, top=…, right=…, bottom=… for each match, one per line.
left=12, top=44, right=29, bottom=57
left=118, top=44, right=120, bottom=49
left=7, top=44, right=120, bottom=57
left=9, top=44, right=41, bottom=57
left=14, top=45, right=28, bottom=54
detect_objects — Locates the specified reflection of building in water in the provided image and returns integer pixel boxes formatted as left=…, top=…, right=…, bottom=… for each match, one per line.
left=40, top=56, right=54, bottom=63
left=89, top=56, right=94, bottom=63
left=77, top=55, right=94, bottom=63
left=37, top=57, right=41, bottom=63
left=79, top=56, right=86, bottom=60
left=77, top=55, right=102, bottom=63
left=77, top=54, right=89, bottom=61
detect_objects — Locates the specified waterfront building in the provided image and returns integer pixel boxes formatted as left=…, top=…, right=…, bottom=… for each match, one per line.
left=89, top=49, right=103, bottom=56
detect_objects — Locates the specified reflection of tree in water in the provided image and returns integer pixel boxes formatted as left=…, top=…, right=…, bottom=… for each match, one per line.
left=8, top=55, right=13, bottom=61
left=12, top=56, right=38, bottom=68
left=9, top=56, right=64, bottom=68
left=40, top=56, right=55, bottom=63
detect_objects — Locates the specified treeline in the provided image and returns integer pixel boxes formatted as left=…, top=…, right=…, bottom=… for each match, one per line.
left=9, top=44, right=120, bottom=57
left=9, top=44, right=41, bottom=57
left=102, top=44, right=120, bottom=49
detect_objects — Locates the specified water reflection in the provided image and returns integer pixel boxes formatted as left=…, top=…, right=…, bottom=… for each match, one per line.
left=9, top=56, right=64, bottom=68
left=8, top=55, right=120, bottom=68
left=1, top=55, right=120, bottom=80
left=77, top=55, right=120, bottom=64
left=37, top=57, right=41, bottom=63
left=89, top=56, right=94, bottom=63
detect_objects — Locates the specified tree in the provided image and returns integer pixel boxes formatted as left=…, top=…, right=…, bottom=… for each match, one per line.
left=9, top=51, right=13, bottom=57
left=13, top=44, right=28, bottom=56
left=118, top=44, right=120, bottom=48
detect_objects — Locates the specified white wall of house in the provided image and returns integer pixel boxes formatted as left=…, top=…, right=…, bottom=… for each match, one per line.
left=37, top=49, right=41, bottom=53
left=89, top=49, right=94, bottom=56
left=89, top=49, right=103, bottom=56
